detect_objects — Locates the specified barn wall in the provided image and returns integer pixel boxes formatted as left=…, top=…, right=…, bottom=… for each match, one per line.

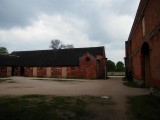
left=1, top=52, right=106, bottom=79
left=0, top=66, right=7, bottom=76
left=125, top=0, right=160, bottom=87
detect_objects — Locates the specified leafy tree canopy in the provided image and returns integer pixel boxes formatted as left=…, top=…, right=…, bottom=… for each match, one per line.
left=107, top=60, right=116, bottom=72
left=116, top=61, right=124, bottom=72
left=0, top=47, right=9, bottom=55
left=50, top=39, right=74, bottom=49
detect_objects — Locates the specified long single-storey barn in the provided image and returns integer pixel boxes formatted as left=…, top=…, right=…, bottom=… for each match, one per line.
left=0, top=46, right=107, bottom=79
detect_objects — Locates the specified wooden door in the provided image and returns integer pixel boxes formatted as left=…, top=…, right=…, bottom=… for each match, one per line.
left=46, top=67, right=51, bottom=77
left=7, top=67, right=12, bottom=76
left=33, top=67, right=37, bottom=77
left=62, top=67, right=67, bottom=78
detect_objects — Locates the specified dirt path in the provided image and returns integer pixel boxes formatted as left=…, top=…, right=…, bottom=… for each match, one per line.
left=0, top=77, right=149, bottom=120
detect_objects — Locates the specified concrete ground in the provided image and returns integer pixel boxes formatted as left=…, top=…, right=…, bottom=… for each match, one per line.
left=0, top=77, right=149, bottom=120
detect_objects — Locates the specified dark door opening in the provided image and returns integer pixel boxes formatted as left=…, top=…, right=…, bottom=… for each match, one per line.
left=20, top=67, right=24, bottom=76
left=12, top=67, right=15, bottom=76
left=141, top=42, right=150, bottom=87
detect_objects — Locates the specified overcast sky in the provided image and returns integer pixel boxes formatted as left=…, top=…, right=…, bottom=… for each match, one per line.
left=0, top=0, right=140, bottom=63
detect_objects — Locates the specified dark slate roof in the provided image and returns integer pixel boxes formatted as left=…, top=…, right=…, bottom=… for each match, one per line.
left=0, top=55, right=19, bottom=66
left=8, top=46, right=105, bottom=67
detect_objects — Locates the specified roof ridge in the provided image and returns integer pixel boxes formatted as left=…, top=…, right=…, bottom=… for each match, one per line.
left=11, top=46, right=104, bottom=53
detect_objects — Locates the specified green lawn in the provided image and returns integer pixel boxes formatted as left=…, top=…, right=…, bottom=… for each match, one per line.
left=128, top=95, right=160, bottom=120
left=0, top=95, right=114, bottom=120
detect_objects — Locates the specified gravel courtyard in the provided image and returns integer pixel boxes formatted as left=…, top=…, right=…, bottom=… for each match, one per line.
left=0, top=77, right=149, bottom=120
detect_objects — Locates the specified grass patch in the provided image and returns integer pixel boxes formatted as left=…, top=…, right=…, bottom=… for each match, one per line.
left=123, top=81, right=139, bottom=88
left=0, top=76, right=8, bottom=78
left=0, top=95, right=114, bottom=120
left=0, top=78, right=12, bottom=83
left=128, top=95, right=160, bottom=120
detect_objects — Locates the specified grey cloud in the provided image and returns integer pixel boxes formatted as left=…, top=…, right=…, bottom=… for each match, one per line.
left=110, top=0, right=139, bottom=16
left=0, top=0, right=79, bottom=29
left=0, top=0, right=140, bottom=61
left=0, top=0, right=138, bottom=40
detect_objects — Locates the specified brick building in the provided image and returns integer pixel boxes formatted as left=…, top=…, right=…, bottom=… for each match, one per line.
left=0, top=46, right=107, bottom=79
left=125, top=0, right=160, bottom=87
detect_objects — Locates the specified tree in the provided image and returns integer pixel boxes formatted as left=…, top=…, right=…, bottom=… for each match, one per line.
left=107, top=60, right=116, bottom=72
left=64, top=44, right=74, bottom=49
left=0, top=47, right=9, bottom=55
left=116, top=61, right=124, bottom=72
left=50, top=39, right=63, bottom=49
left=50, top=39, right=74, bottom=49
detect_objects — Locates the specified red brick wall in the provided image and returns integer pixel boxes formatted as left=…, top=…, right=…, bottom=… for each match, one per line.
left=100, top=57, right=107, bottom=79
left=67, top=67, right=79, bottom=79
left=0, top=66, right=7, bottom=76
left=24, top=67, right=33, bottom=77
left=149, top=33, right=160, bottom=86
left=3, top=52, right=106, bottom=79
left=51, top=67, right=62, bottom=78
left=79, top=53, right=97, bottom=79
left=37, top=67, right=47, bottom=77
left=126, top=0, right=160, bottom=87
left=144, top=0, right=160, bottom=86
left=13, top=67, right=21, bottom=76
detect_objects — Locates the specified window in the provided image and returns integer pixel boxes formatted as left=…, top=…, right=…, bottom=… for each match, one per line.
left=142, top=17, right=145, bottom=37
left=85, top=57, right=90, bottom=62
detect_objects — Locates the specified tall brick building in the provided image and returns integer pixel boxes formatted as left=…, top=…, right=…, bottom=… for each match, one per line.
left=0, top=46, right=107, bottom=79
left=125, top=0, right=160, bottom=87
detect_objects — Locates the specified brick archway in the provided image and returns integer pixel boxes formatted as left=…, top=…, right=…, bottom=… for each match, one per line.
left=141, top=42, right=150, bottom=87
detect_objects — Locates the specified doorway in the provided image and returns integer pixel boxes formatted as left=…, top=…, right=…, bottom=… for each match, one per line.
left=62, top=67, right=67, bottom=78
left=12, top=67, right=15, bottom=76
left=141, top=42, right=150, bottom=87
left=20, top=67, right=25, bottom=76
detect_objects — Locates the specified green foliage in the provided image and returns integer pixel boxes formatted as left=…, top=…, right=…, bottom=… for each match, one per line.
left=123, top=81, right=139, bottom=88
left=116, top=61, right=124, bottom=72
left=0, top=47, right=9, bottom=55
left=128, top=95, right=160, bottom=120
left=107, top=60, right=116, bottom=72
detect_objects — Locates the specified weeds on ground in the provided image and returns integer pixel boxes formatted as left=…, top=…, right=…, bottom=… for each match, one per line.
left=127, top=95, right=160, bottom=120
left=123, top=81, right=139, bottom=88
left=0, top=95, right=114, bottom=120
left=122, top=77, right=139, bottom=88
left=0, top=78, right=13, bottom=83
